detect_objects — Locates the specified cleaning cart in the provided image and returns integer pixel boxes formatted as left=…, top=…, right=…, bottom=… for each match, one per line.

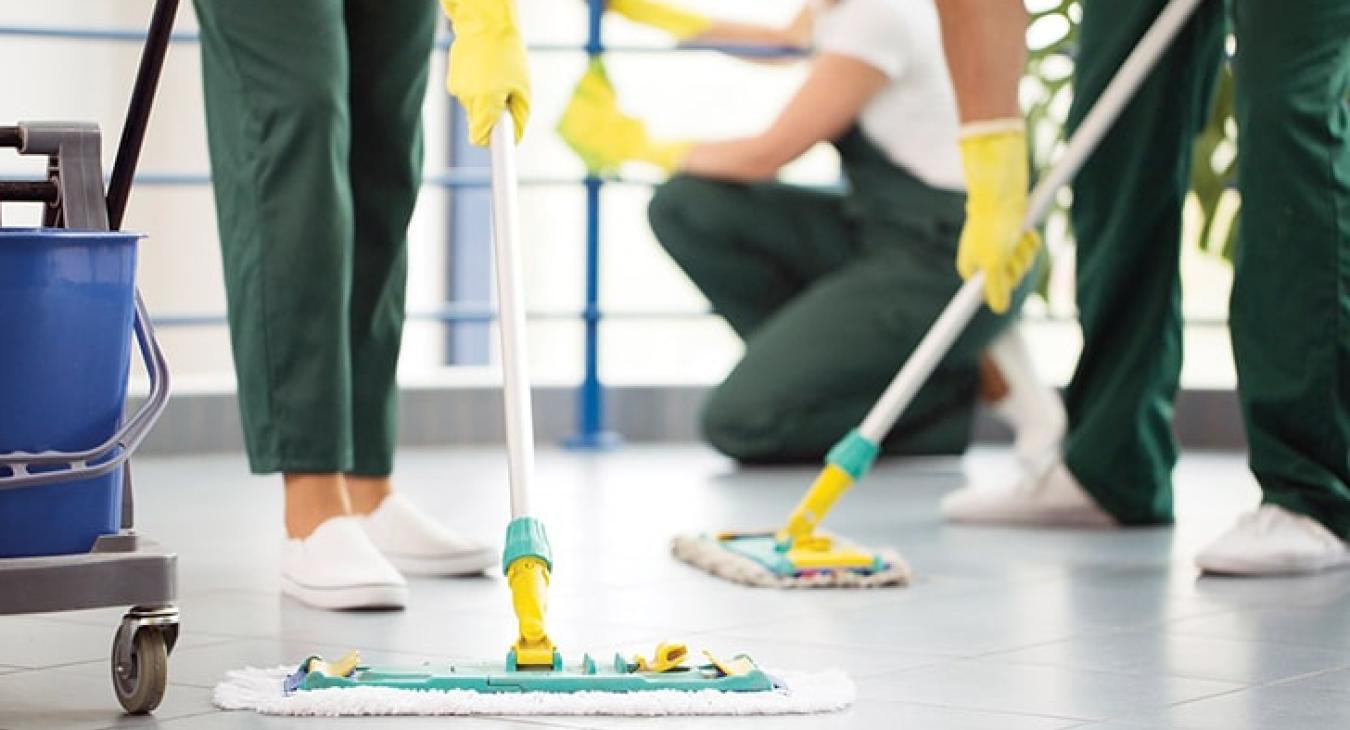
left=0, top=0, right=179, bottom=715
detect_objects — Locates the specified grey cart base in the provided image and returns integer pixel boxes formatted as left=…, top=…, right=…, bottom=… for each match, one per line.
left=0, top=534, right=180, bottom=714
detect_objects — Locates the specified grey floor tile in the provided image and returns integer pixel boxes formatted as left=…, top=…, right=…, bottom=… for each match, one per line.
left=988, top=629, right=1350, bottom=684
left=1133, top=672, right=1350, bottom=729
left=723, top=574, right=1172, bottom=656
left=567, top=698, right=1082, bottom=730
left=1165, top=605, right=1350, bottom=649
left=153, top=710, right=577, bottom=729
left=857, top=659, right=1240, bottom=722
left=1282, top=666, right=1350, bottom=694
left=0, top=665, right=213, bottom=730
left=1058, top=717, right=1166, bottom=723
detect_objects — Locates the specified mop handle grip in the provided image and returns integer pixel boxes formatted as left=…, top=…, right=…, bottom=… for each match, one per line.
left=489, top=110, right=537, bottom=520
left=856, top=0, right=1204, bottom=444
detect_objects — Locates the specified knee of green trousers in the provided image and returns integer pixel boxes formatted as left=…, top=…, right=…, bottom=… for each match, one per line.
left=699, top=369, right=976, bottom=464
left=648, top=175, right=729, bottom=261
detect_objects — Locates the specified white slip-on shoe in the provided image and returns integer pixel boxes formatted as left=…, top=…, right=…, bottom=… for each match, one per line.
left=1197, top=505, right=1350, bottom=576
left=359, top=493, right=496, bottom=576
left=282, top=516, right=408, bottom=610
left=987, top=326, right=1067, bottom=478
left=942, top=460, right=1117, bottom=527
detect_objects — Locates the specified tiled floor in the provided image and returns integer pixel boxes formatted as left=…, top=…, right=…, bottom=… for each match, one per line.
left=3, top=445, right=1350, bottom=729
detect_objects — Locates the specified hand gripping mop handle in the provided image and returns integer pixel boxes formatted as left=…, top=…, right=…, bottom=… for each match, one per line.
left=489, top=111, right=558, bottom=670
left=778, top=0, right=1206, bottom=543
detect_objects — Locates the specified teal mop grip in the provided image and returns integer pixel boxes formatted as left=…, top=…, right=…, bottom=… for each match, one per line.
left=825, top=429, right=879, bottom=480
left=502, top=516, right=552, bottom=575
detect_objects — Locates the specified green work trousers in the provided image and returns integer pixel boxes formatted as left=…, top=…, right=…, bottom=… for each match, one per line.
left=1064, top=0, right=1350, bottom=536
left=195, top=0, right=436, bottom=475
left=647, top=155, right=1018, bottom=462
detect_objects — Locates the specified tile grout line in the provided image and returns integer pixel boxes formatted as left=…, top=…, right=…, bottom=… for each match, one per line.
left=90, top=708, right=220, bottom=730
left=1244, top=662, right=1350, bottom=692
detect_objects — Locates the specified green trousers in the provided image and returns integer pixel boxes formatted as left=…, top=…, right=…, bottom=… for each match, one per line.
left=647, top=166, right=1015, bottom=462
left=1064, top=0, right=1350, bottom=536
left=195, top=0, right=436, bottom=475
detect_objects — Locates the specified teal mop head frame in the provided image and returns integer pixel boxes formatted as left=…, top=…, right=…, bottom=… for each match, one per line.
left=284, top=648, right=777, bottom=695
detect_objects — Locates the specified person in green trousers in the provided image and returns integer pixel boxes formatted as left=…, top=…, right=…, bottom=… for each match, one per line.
left=942, top=0, right=1350, bottom=576
left=558, top=0, right=1066, bottom=467
left=194, top=0, right=531, bottom=609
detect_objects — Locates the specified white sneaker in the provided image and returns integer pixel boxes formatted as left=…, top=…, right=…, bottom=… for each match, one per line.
left=359, top=493, right=496, bottom=576
left=1197, top=505, right=1350, bottom=576
left=282, top=516, right=408, bottom=610
left=942, top=460, right=1117, bottom=527
left=987, top=326, right=1067, bottom=477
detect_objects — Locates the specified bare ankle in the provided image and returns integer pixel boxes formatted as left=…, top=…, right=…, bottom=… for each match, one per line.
left=284, top=473, right=350, bottom=539
left=979, top=353, right=1010, bottom=403
left=346, top=475, right=393, bottom=516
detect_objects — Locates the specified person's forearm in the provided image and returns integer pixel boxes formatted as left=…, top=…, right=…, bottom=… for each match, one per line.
left=678, top=136, right=784, bottom=182
left=934, top=0, right=1025, bottom=122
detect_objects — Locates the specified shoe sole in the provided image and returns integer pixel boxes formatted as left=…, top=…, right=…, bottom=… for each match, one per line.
left=281, top=576, right=408, bottom=610
left=1197, top=554, right=1350, bottom=576
left=384, top=548, right=497, bottom=577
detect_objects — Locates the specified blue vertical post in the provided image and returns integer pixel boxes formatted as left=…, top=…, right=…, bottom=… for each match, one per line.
left=565, top=0, right=622, bottom=450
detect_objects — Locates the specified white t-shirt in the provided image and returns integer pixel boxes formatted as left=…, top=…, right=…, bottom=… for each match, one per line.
left=813, top=0, right=964, bottom=192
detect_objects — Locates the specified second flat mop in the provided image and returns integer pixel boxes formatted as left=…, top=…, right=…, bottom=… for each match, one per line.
left=673, top=0, right=1208, bottom=588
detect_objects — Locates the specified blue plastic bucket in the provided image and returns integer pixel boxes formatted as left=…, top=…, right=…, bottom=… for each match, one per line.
left=0, top=228, right=142, bottom=557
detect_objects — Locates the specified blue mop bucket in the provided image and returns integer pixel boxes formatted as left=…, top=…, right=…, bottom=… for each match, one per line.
left=0, top=228, right=142, bottom=557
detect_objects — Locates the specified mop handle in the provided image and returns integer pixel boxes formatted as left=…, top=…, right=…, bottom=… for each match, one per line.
left=489, top=111, right=536, bottom=520
left=108, top=0, right=179, bottom=230
left=856, top=0, right=1204, bottom=444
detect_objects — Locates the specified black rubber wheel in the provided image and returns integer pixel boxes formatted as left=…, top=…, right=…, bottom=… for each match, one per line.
left=111, top=628, right=168, bottom=714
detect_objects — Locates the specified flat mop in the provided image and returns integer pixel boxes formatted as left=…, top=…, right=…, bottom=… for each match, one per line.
left=673, top=0, right=1208, bottom=588
left=215, top=112, right=854, bottom=716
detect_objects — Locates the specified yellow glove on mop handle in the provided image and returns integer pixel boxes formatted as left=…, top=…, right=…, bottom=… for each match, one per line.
left=502, top=516, right=558, bottom=669
left=955, top=119, right=1041, bottom=314
left=608, top=0, right=713, bottom=40
left=557, top=59, right=691, bottom=175
left=442, top=0, right=531, bottom=146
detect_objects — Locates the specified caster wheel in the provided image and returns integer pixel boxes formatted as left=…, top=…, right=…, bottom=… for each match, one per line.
left=111, top=627, right=168, bottom=714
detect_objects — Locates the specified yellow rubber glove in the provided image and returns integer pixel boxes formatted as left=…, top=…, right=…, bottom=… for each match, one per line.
left=441, top=0, right=531, bottom=146
left=556, top=60, right=691, bottom=174
left=607, top=0, right=713, bottom=40
left=955, top=120, right=1041, bottom=314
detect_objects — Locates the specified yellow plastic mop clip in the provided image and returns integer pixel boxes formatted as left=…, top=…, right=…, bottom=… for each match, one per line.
left=702, top=650, right=756, bottom=677
left=634, top=641, right=688, bottom=673
left=309, top=650, right=361, bottom=679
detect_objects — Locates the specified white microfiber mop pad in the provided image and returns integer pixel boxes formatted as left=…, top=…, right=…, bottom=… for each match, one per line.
left=214, top=665, right=855, bottom=716
left=672, top=533, right=910, bottom=588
